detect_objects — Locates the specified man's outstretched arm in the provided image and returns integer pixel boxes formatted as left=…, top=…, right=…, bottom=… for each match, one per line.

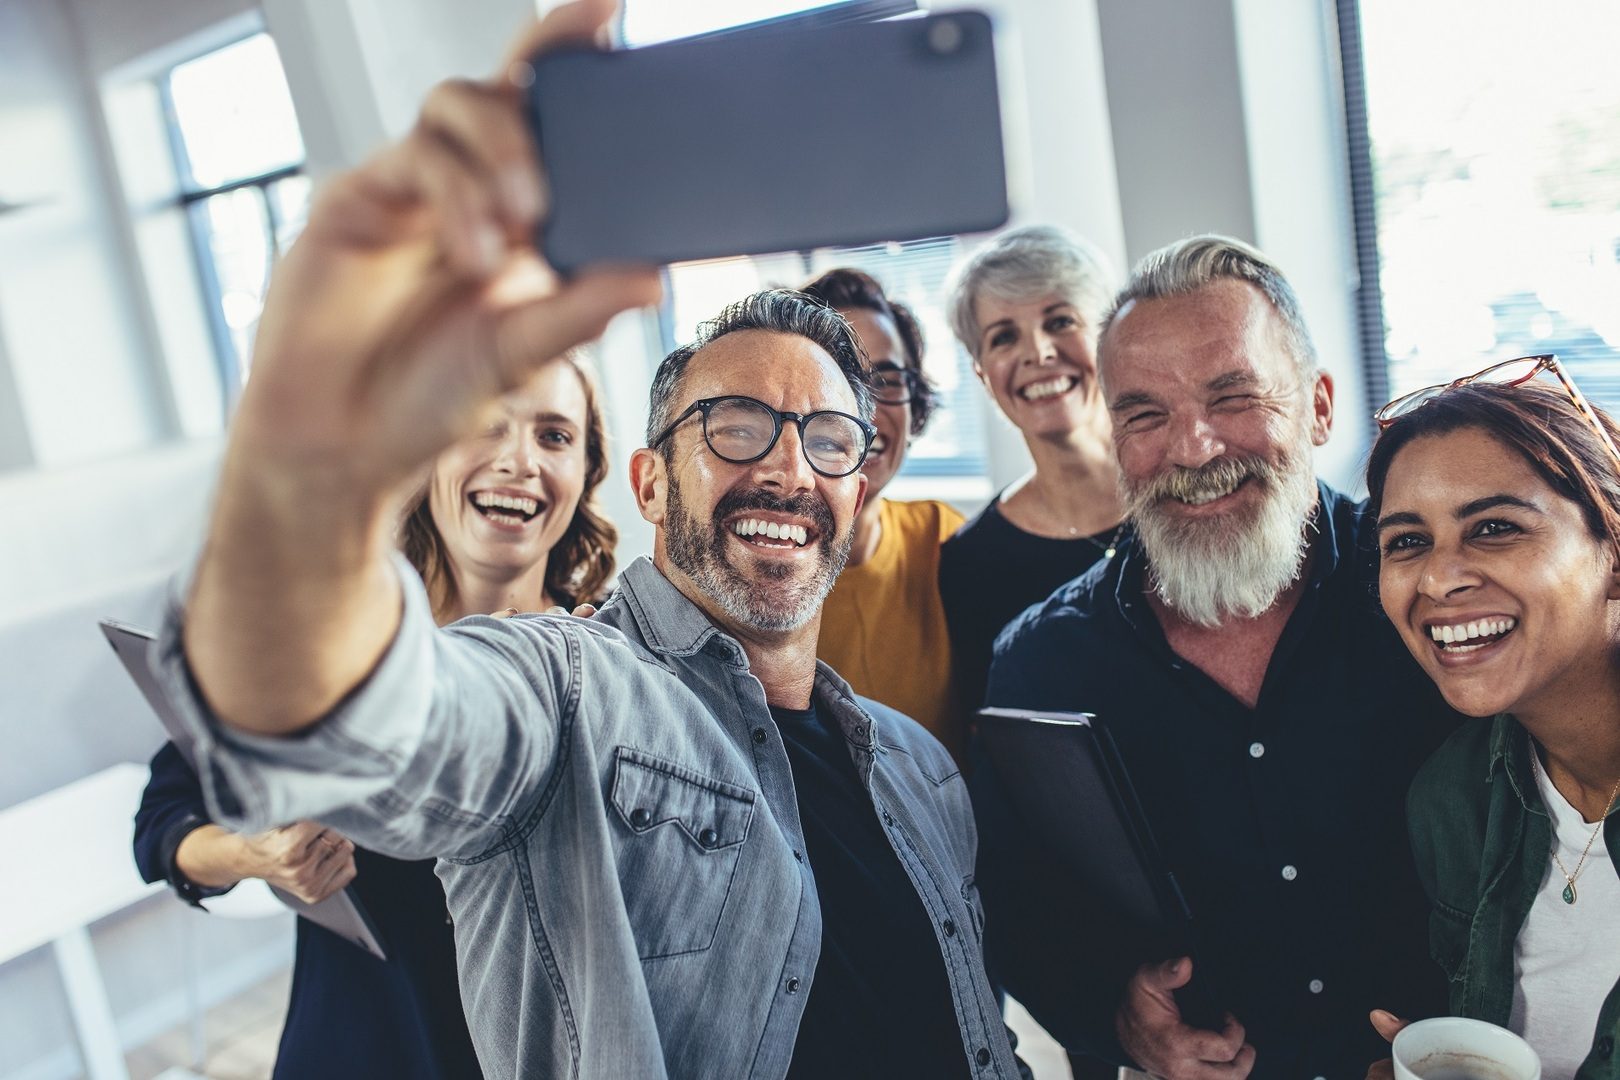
left=182, top=0, right=659, bottom=737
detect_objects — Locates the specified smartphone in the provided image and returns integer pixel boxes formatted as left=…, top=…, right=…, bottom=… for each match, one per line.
left=525, top=11, right=1010, bottom=273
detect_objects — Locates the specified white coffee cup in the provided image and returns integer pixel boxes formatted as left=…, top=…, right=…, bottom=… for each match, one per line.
left=1392, top=1017, right=1541, bottom=1080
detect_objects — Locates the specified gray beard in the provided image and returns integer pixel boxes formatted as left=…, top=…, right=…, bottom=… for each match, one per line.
left=1125, top=443, right=1318, bottom=629
left=663, top=476, right=850, bottom=633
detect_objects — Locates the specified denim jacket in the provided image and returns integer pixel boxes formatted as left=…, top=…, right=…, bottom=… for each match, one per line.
left=1408, top=715, right=1620, bottom=1078
left=151, top=556, right=1021, bottom=1080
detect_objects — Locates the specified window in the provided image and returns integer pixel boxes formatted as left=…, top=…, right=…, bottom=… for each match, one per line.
left=661, top=238, right=988, bottom=479
left=1343, top=0, right=1620, bottom=415
left=162, top=32, right=309, bottom=399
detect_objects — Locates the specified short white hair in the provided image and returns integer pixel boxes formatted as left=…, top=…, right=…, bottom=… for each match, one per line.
left=1101, top=234, right=1318, bottom=371
left=946, top=225, right=1117, bottom=358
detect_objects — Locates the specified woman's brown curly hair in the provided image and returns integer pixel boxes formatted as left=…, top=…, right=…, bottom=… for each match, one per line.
left=400, top=353, right=617, bottom=616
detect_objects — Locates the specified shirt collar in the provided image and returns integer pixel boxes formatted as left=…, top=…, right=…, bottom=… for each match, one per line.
left=614, top=557, right=740, bottom=661
left=614, top=558, right=881, bottom=750
left=1486, top=712, right=1540, bottom=812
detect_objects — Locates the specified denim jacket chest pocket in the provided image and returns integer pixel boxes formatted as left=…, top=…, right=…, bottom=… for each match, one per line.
left=609, top=747, right=757, bottom=960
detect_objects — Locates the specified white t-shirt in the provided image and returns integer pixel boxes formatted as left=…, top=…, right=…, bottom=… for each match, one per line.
left=1508, top=741, right=1620, bottom=1080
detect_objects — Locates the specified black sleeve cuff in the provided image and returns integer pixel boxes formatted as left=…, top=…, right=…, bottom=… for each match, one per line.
left=160, top=814, right=236, bottom=907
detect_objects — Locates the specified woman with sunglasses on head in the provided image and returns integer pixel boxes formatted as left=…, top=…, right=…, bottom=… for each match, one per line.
left=133, top=354, right=615, bottom=1080
left=1363, top=355, right=1620, bottom=1079
left=799, top=268, right=970, bottom=757
left=937, top=226, right=1127, bottom=727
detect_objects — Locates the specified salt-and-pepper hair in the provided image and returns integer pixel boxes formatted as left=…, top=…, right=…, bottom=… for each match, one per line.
left=946, top=225, right=1117, bottom=358
left=646, top=290, right=874, bottom=453
left=1100, top=234, right=1318, bottom=372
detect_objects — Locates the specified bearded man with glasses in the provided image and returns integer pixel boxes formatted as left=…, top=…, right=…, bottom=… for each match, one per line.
left=971, top=235, right=1464, bottom=1080
left=138, top=6, right=1022, bottom=1075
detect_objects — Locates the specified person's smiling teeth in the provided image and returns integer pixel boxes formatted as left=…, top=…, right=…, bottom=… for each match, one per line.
left=472, top=492, right=539, bottom=522
left=732, top=519, right=809, bottom=546
left=1429, top=617, right=1518, bottom=650
left=1019, top=376, right=1077, bottom=401
left=1175, top=476, right=1243, bottom=506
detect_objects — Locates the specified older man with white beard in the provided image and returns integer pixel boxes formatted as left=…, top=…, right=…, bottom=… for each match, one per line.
left=971, top=236, right=1459, bottom=1080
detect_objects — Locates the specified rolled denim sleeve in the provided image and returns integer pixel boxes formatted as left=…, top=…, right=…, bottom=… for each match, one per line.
left=148, top=552, right=569, bottom=861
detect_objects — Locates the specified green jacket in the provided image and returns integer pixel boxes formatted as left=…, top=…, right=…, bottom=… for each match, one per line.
left=1408, top=715, right=1620, bottom=1078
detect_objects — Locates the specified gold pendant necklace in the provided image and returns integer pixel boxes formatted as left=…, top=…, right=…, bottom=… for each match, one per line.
left=1529, top=747, right=1620, bottom=905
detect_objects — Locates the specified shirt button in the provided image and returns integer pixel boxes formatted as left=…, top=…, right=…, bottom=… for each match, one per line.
left=1249, top=742, right=1265, bottom=758
left=1281, top=864, right=1298, bottom=881
left=786, top=977, right=801, bottom=994
left=882, top=811, right=894, bottom=826
left=975, top=1047, right=991, bottom=1067
left=752, top=727, right=767, bottom=745
left=1598, top=1035, right=1614, bottom=1059
left=698, top=828, right=720, bottom=848
left=1308, top=978, right=1324, bottom=994
left=630, top=808, right=651, bottom=829
left=793, top=849, right=804, bottom=862
left=943, top=919, right=957, bottom=937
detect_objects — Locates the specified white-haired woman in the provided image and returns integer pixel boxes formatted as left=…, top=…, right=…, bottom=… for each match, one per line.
left=939, top=225, right=1127, bottom=719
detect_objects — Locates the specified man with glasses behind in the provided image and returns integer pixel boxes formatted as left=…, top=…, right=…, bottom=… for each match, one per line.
left=141, top=5, right=1019, bottom=1075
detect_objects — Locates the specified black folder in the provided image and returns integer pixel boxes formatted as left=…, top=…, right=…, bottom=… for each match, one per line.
left=977, top=707, right=1224, bottom=1030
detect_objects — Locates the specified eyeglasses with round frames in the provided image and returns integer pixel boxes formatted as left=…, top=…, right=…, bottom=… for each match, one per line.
left=650, top=395, right=877, bottom=478
left=1374, top=353, right=1620, bottom=470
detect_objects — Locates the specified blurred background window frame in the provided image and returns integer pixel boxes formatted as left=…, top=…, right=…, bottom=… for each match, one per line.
left=1338, top=0, right=1620, bottom=430
left=159, top=30, right=309, bottom=408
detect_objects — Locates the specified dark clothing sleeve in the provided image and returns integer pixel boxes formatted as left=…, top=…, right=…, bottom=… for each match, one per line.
left=133, top=742, right=234, bottom=906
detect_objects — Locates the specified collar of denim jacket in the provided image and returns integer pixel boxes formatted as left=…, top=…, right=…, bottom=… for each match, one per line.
left=616, top=557, right=744, bottom=662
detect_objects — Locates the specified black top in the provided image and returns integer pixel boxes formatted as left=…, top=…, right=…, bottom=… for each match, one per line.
left=971, top=484, right=1459, bottom=1078
left=773, top=703, right=968, bottom=1080
left=938, top=496, right=1118, bottom=718
left=133, top=742, right=483, bottom=1080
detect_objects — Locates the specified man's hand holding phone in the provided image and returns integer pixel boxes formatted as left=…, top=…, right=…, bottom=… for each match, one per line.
left=234, top=0, right=659, bottom=491
left=187, top=0, right=660, bottom=738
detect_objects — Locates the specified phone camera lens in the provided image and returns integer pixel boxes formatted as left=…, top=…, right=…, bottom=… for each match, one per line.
left=927, top=18, right=964, bottom=55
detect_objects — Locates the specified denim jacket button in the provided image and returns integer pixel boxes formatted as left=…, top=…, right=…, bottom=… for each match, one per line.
left=793, top=849, right=804, bottom=862
left=751, top=727, right=767, bottom=745
left=786, top=977, right=801, bottom=993
left=943, top=919, right=956, bottom=937
left=698, top=827, right=720, bottom=848
left=630, top=808, right=651, bottom=829
left=975, top=1047, right=991, bottom=1067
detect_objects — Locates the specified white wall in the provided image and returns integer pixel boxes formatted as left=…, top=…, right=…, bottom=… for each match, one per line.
left=0, top=0, right=173, bottom=472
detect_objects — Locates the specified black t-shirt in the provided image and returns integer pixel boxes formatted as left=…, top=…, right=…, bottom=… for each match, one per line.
left=938, top=496, right=1120, bottom=715
left=772, top=703, right=968, bottom=1080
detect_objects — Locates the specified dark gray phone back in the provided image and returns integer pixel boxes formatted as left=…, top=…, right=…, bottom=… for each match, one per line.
left=528, top=11, right=1008, bottom=273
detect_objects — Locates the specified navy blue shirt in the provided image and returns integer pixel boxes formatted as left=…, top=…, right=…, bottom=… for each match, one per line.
left=973, top=484, right=1459, bottom=1079
left=133, top=743, right=482, bottom=1080
left=772, top=704, right=968, bottom=1080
